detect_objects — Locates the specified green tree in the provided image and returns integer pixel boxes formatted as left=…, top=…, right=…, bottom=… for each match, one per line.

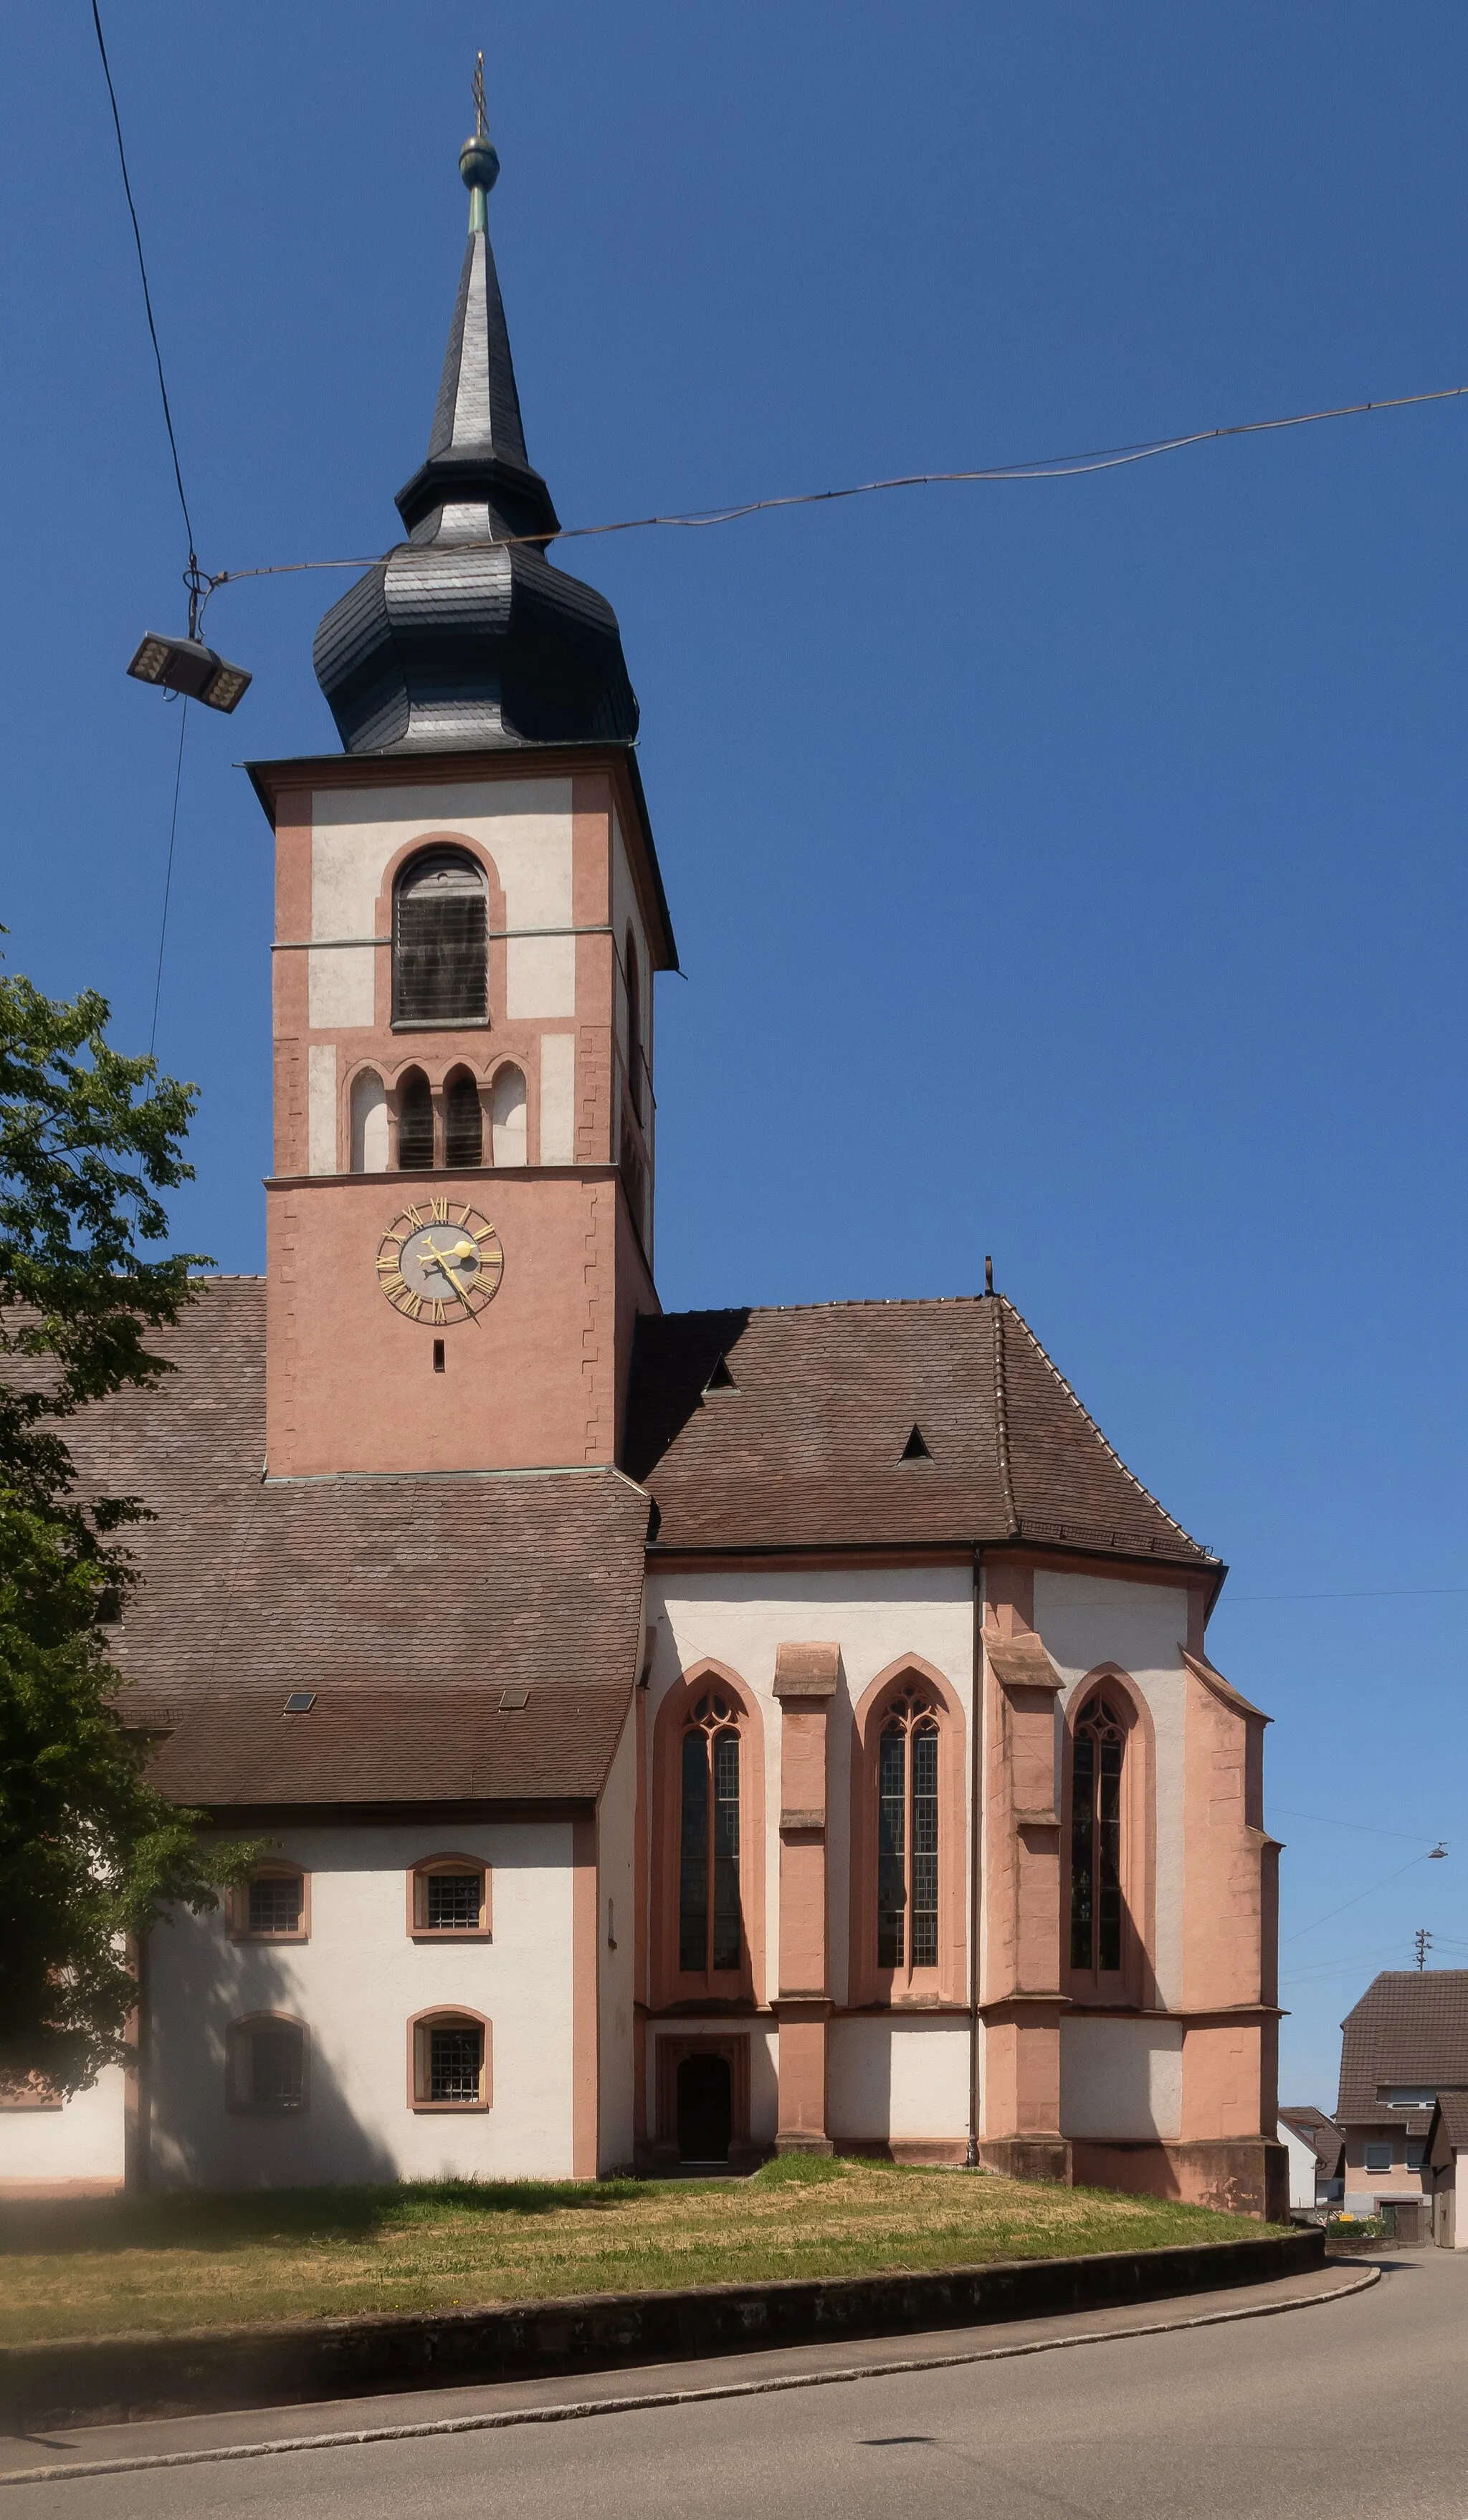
left=0, top=970, right=254, bottom=2096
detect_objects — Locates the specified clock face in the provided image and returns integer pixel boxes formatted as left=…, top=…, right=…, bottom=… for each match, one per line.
left=376, top=1199, right=504, bottom=1325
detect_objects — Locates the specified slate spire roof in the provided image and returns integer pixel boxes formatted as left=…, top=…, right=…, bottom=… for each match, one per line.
left=313, top=113, right=638, bottom=756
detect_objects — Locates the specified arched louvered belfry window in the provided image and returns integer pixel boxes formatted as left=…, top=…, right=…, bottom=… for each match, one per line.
left=396, top=1069, right=433, bottom=1171
left=679, top=1692, right=742, bottom=1976
left=625, top=929, right=642, bottom=1121
left=1070, top=1693, right=1125, bottom=1974
left=393, top=849, right=487, bottom=1027
left=443, top=1069, right=483, bottom=1168
left=877, top=1686, right=940, bottom=1971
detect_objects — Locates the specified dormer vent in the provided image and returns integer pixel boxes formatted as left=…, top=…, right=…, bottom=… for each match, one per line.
left=703, top=1355, right=738, bottom=1393
left=900, top=1424, right=933, bottom=1463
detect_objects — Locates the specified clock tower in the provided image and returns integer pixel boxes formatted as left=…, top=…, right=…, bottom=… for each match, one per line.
left=248, top=111, right=675, bottom=1479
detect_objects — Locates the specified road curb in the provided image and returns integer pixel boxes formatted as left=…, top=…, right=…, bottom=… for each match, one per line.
left=0, top=2227, right=1324, bottom=2438
left=0, top=2263, right=1378, bottom=2489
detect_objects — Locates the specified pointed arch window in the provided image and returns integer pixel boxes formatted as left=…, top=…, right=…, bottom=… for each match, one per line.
left=393, top=849, right=487, bottom=1028
left=679, top=1693, right=743, bottom=1976
left=877, top=1686, right=940, bottom=1971
left=1070, top=1693, right=1125, bottom=1975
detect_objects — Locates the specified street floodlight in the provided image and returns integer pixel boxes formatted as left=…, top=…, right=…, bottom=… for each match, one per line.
left=127, top=631, right=252, bottom=714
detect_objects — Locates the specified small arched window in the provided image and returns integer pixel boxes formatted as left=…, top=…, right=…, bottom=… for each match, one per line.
left=444, top=1069, right=483, bottom=1168
left=877, top=1686, right=940, bottom=1970
left=409, top=2009, right=491, bottom=2110
left=1070, top=1693, right=1125, bottom=1975
left=680, top=1693, right=742, bottom=1976
left=227, top=1864, right=309, bottom=1942
left=350, top=1069, right=388, bottom=1173
left=625, top=930, right=642, bottom=1121
left=490, top=1062, right=528, bottom=1165
left=393, top=849, right=487, bottom=1028
left=227, top=2015, right=308, bottom=2114
left=396, top=1069, right=433, bottom=1171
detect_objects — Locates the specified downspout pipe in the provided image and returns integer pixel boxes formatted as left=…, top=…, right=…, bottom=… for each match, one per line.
left=966, top=1542, right=983, bottom=2167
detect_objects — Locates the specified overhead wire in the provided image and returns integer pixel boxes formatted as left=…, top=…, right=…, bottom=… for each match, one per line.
left=195, top=379, right=1468, bottom=609
left=148, top=700, right=189, bottom=1061
left=92, top=0, right=205, bottom=1066
left=90, top=0, right=201, bottom=621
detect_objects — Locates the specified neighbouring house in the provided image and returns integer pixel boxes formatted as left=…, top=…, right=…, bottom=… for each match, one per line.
left=1424, top=2093, right=1468, bottom=2250
left=0, top=110, right=1287, bottom=2218
left=1278, top=2106, right=1343, bottom=2208
left=1336, top=1972, right=1468, bottom=2213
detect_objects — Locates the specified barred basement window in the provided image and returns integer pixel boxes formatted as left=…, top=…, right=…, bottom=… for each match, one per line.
left=249, top=1872, right=302, bottom=1936
left=229, top=1865, right=308, bottom=1942
left=680, top=1696, right=742, bottom=1975
left=1070, top=1694, right=1125, bottom=1974
left=393, top=850, right=487, bottom=1028
left=227, top=2015, right=308, bottom=2114
left=396, top=1069, right=433, bottom=1170
left=444, top=1069, right=483, bottom=1168
left=409, top=1856, right=490, bottom=1939
left=410, top=2010, right=491, bottom=2109
left=877, top=1689, right=939, bottom=1971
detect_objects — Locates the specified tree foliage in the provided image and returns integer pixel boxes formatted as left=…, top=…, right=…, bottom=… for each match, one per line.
left=0, top=970, right=254, bottom=2096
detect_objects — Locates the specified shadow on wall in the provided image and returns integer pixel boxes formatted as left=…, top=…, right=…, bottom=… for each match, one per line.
left=143, top=1911, right=399, bottom=2195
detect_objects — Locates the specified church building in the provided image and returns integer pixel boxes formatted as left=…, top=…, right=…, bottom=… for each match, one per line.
left=1, top=115, right=1286, bottom=2219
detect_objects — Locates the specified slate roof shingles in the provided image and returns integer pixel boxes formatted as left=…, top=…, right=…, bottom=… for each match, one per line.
left=62, top=1281, right=647, bottom=1813
left=625, top=1294, right=1216, bottom=1565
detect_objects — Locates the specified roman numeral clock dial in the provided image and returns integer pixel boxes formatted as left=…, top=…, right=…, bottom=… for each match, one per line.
left=376, top=1200, right=505, bottom=1325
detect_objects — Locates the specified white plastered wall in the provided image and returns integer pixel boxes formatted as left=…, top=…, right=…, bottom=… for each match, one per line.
left=596, top=1703, right=638, bottom=2173
left=644, top=1566, right=974, bottom=2144
left=827, top=2020, right=971, bottom=2142
left=0, top=2068, right=126, bottom=2193
left=1061, top=2017, right=1183, bottom=2139
left=146, top=1822, right=575, bottom=2188
left=305, top=780, right=577, bottom=1035
left=1278, top=2116, right=1320, bottom=2208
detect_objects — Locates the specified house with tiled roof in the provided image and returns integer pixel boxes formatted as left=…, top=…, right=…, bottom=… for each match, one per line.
left=1336, top=1972, right=1468, bottom=2216
left=0, top=109, right=1284, bottom=2218
left=1424, top=2091, right=1468, bottom=2248
left=1277, top=2106, right=1343, bottom=2208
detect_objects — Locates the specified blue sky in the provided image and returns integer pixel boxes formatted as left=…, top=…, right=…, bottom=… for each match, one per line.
left=4, top=2, right=1466, bottom=2105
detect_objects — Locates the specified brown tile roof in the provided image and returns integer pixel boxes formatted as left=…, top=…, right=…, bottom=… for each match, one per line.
left=63, top=1281, right=647, bottom=1811
left=624, top=1292, right=1216, bottom=1566
left=1336, top=1972, right=1468, bottom=2131
left=1279, top=2106, right=1343, bottom=2173
left=1428, top=2091, right=1468, bottom=2152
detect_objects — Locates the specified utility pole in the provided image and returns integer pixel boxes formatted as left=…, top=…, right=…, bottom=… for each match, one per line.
left=1415, top=1927, right=1432, bottom=1971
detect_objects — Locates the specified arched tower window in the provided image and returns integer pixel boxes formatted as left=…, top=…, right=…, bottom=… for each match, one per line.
left=444, top=1069, right=482, bottom=1168
left=350, top=1069, right=388, bottom=1173
left=625, top=930, right=642, bottom=1121
left=679, top=1692, right=742, bottom=1976
left=877, top=1686, right=940, bottom=1970
left=1070, top=1692, right=1125, bottom=1975
left=396, top=1069, right=433, bottom=1171
left=490, top=1063, right=528, bottom=1165
left=393, top=849, right=487, bottom=1028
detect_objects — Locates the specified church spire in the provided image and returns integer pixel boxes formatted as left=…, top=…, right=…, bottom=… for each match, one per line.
left=313, top=65, right=637, bottom=755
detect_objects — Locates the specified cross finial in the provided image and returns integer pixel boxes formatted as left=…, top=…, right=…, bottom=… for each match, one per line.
left=459, top=49, right=500, bottom=229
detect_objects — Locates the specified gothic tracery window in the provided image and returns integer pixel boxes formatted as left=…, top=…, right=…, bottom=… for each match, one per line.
left=877, top=1687, right=940, bottom=1972
left=1070, top=1692, right=1125, bottom=1974
left=679, top=1694, right=742, bottom=1976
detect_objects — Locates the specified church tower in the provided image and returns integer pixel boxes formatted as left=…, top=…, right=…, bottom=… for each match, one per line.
left=248, top=102, right=675, bottom=1479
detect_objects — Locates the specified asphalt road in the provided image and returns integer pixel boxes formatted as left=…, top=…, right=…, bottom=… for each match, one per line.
left=6, top=2252, right=1465, bottom=2519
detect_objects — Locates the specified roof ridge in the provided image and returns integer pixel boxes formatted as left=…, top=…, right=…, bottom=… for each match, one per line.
left=994, top=1293, right=1211, bottom=1560
left=989, top=1292, right=1018, bottom=1537
left=657, top=1295, right=991, bottom=1322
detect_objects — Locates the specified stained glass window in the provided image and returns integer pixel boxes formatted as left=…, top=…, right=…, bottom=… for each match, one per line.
left=877, top=1691, right=940, bottom=1975
left=679, top=1695, right=742, bottom=1976
left=1070, top=1695, right=1125, bottom=1973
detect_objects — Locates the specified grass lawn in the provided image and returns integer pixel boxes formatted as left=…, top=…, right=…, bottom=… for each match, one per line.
left=0, top=2158, right=1280, bottom=2347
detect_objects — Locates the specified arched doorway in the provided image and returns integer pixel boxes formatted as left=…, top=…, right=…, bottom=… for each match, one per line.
left=677, top=2051, right=733, bottom=2164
